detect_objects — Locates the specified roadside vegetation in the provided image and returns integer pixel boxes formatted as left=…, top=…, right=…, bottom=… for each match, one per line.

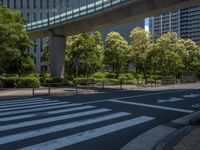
left=0, top=5, right=200, bottom=88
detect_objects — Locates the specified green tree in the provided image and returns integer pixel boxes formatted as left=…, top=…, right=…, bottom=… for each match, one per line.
left=146, top=32, right=184, bottom=78
left=0, top=5, right=34, bottom=75
left=105, top=32, right=129, bottom=75
left=130, top=27, right=150, bottom=83
left=66, top=32, right=104, bottom=78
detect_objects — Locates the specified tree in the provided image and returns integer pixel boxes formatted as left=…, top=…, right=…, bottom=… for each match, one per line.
left=66, top=32, right=104, bottom=78
left=146, top=32, right=184, bottom=79
left=129, top=27, right=150, bottom=83
left=105, top=32, right=129, bottom=75
left=0, top=5, right=34, bottom=75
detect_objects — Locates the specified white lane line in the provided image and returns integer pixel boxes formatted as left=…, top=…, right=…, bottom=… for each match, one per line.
left=0, top=106, right=95, bottom=122
left=0, top=109, right=111, bottom=132
left=0, top=97, right=43, bottom=104
left=0, top=112, right=129, bottom=145
left=0, top=98, right=53, bottom=106
left=20, top=116, right=154, bottom=150
left=76, top=90, right=188, bottom=105
left=0, top=100, right=60, bottom=109
left=0, top=101, right=70, bottom=112
left=0, top=103, right=82, bottom=117
left=109, top=99, right=194, bottom=113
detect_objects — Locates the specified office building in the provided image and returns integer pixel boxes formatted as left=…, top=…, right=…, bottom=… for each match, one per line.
left=149, top=5, right=200, bottom=44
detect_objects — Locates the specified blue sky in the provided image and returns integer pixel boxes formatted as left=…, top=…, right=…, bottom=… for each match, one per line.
left=145, top=18, right=149, bottom=31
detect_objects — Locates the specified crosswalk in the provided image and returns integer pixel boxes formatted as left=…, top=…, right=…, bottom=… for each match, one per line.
left=0, top=97, right=155, bottom=150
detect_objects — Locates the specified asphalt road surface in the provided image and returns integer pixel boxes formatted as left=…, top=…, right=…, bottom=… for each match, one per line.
left=0, top=84, right=200, bottom=150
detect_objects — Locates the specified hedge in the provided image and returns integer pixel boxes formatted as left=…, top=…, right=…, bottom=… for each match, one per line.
left=0, top=77, right=40, bottom=88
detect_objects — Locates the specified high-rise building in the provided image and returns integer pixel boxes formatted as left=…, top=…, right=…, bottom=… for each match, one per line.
left=0, top=0, right=144, bottom=73
left=149, top=5, right=200, bottom=44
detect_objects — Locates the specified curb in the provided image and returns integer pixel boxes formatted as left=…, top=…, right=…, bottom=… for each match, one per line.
left=121, top=110, right=200, bottom=150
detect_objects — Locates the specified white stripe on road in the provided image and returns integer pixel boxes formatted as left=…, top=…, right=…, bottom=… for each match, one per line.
left=0, top=100, right=60, bottom=109
left=0, top=106, right=95, bottom=122
left=0, top=109, right=111, bottom=132
left=0, top=97, right=43, bottom=104
left=0, top=99, right=54, bottom=107
left=0, top=112, right=129, bottom=145
left=0, top=101, right=70, bottom=112
left=0, top=103, right=82, bottom=117
left=109, top=99, right=194, bottom=113
left=20, top=116, right=154, bottom=150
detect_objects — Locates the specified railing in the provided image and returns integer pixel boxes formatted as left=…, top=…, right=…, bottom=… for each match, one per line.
left=26, top=0, right=129, bottom=31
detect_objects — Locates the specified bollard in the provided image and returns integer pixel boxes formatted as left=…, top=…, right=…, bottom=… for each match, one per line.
left=48, top=84, right=51, bottom=96
left=32, top=85, right=35, bottom=96
left=102, top=81, right=105, bottom=90
left=76, top=83, right=78, bottom=94
left=120, top=82, right=123, bottom=89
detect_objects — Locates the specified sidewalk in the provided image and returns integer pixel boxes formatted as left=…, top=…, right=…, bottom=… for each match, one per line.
left=172, top=127, right=200, bottom=150
left=121, top=111, right=200, bottom=150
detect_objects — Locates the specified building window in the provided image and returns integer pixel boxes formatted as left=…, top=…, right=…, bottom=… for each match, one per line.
left=40, top=0, right=43, bottom=9
left=33, top=13, right=37, bottom=21
left=7, top=0, right=10, bottom=8
left=40, top=13, right=43, bottom=20
left=27, top=13, right=30, bottom=22
left=14, top=0, right=16, bottom=9
left=20, top=0, right=23, bottom=9
left=47, top=0, right=49, bottom=9
left=27, top=0, right=30, bottom=9
left=33, top=0, right=36, bottom=9
left=53, top=0, right=56, bottom=9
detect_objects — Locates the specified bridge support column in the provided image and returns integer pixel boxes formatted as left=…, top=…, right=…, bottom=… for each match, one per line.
left=49, top=31, right=66, bottom=78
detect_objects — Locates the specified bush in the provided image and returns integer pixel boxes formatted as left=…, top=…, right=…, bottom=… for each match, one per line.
left=0, top=77, right=40, bottom=88
left=74, top=78, right=96, bottom=85
left=92, top=72, right=109, bottom=79
left=106, top=73, right=118, bottom=79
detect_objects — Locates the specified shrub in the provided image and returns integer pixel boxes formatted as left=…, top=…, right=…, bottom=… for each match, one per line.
left=17, top=77, right=40, bottom=88
left=106, top=73, right=118, bottom=79
left=74, top=78, right=96, bottom=85
left=0, top=77, right=40, bottom=88
left=92, top=72, right=109, bottom=79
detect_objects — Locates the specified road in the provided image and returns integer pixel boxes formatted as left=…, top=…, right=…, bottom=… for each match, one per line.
left=0, top=84, right=200, bottom=150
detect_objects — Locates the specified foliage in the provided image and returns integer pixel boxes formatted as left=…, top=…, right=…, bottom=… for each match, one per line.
left=105, top=32, right=129, bottom=75
left=129, top=27, right=149, bottom=82
left=66, top=32, right=104, bottom=78
left=0, top=5, right=34, bottom=75
left=0, top=77, right=40, bottom=88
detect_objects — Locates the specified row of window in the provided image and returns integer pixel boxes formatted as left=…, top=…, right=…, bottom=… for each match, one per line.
left=0, top=0, right=66, bottom=9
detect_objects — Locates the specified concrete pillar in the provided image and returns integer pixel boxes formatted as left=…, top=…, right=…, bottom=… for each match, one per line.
left=49, top=31, right=66, bottom=78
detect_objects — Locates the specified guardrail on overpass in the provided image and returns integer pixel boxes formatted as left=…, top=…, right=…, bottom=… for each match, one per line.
left=26, top=0, right=128, bottom=31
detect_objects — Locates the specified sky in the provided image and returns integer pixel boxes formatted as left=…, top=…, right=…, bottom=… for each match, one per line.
left=145, top=18, right=149, bottom=32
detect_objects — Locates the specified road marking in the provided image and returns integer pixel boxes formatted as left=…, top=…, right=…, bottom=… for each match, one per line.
left=0, top=100, right=60, bottom=109
left=0, top=106, right=95, bottom=122
left=192, top=103, right=200, bottom=108
left=109, top=99, right=194, bottom=113
left=0, top=112, right=130, bottom=145
left=78, top=90, right=188, bottom=105
left=0, top=103, right=82, bottom=117
left=20, top=116, right=154, bottom=150
left=157, top=97, right=184, bottom=103
left=0, top=101, right=70, bottom=112
left=182, top=94, right=200, bottom=98
left=0, top=98, right=54, bottom=107
left=0, top=109, right=111, bottom=132
left=0, top=97, right=43, bottom=104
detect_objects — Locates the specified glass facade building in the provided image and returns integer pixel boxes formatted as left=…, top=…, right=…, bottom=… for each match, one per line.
left=149, top=6, right=200, bottom=44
